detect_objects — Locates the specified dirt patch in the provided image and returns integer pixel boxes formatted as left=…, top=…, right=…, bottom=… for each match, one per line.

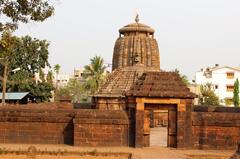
left=186, top=155, right=229, bottom=159
left=0, top=155, right=128, bottom=159
left=0, top=146, right=131, bottom=159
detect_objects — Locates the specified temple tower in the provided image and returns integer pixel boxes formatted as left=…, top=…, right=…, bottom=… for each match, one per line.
left=112, top=15, right=160, bottom=71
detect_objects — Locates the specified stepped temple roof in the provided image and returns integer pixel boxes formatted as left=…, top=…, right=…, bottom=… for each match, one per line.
left=126, top=72, right=196, bottom=98
left=95, top=65, right=158, bottom=98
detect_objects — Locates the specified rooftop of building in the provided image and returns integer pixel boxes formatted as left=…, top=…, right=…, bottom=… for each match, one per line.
left=94, top=65, right=159, bottom=98
left=126, top=72, right=196, bottom=98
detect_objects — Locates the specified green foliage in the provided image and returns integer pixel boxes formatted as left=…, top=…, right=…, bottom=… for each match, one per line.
left=25, top=81, right=54, bottom=103
left=0, top=0, right=54, bottom=31
left=54, top=64, right=61, bottom=75
left=224, top=98, right=233, bottom=106
left=233, top=78, right=239, bottom=107
left=199, top=83, right=219, bottom=106
left=46, top=71, right=53, bottom=83
left=56, top=79, right=89, bottom=103
left=1, top=32, right=50, bottom=75
left=83, top=56, right=107, bottom=95
left=173, top=68, right=189, bottom=85
left=0, top=32, right=53, bottom=103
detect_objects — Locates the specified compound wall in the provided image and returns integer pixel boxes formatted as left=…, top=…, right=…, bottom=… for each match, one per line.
left=0, top=106, right=130, bottom=147
left=192, top=106, right=240, bottom=150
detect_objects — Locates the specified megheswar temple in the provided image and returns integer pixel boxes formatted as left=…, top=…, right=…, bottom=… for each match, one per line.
left=0, top=16, right=239, bottom=150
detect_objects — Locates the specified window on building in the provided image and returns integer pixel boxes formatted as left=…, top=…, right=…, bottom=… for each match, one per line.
left=226, top=85, right=234, bottom=92
left=226, top=72, right=234, bottom=79
left=215, top=85, right=218, bottom=89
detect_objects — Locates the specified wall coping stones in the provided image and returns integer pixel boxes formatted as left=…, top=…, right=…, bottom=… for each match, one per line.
left=194, top=106, right=240, bottom=113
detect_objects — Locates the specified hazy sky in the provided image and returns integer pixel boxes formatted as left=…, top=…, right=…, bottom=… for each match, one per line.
left=15, top=0, right=240, bottom=80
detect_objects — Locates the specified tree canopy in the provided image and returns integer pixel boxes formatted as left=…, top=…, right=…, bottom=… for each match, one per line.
left=56, top=79, right=90, bottom=103
left=199, top=83, right=219, bottom=106
left=83, top=56, right=107, bottom=95
left=233, top=78, right=239, bottom=107
left=0, top=32, right=53, bottom=103
left=173, top=68, right=189, bottom=85
left=54, top=64, right=61, bottom=75
left=0, top=0, right=54, bottom=31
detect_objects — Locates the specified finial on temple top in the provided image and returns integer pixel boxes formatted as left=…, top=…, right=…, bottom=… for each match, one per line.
left=135, top=13, right=139, bottom=23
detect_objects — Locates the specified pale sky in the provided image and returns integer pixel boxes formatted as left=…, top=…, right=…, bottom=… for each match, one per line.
left=15, top=0, right=240, bottom=80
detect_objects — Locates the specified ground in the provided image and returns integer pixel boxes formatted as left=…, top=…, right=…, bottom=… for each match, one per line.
left=0, top=143, right=234, bottom=159
left=150, top=126, right=168, bottom=147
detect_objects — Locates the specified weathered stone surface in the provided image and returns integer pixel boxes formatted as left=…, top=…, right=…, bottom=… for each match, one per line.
left=192, top=107, right=240, bottom=150
left=230, top=143, right=240, bottom=159
left=126, top=72, right=196, bottom=98
left=74, top=110, right=129, bottom=147
left=112, top=21, right=160, bottom=71
left=0, top=107, right=130, bottom=147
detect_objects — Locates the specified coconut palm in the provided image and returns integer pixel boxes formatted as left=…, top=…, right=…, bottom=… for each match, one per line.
left=83, top=56, right=106, bottom=95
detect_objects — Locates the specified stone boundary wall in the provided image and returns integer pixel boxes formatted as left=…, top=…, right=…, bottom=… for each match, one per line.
left=74, top=110, right=129, bottom=146
left=0, top=108, right=75, bottom=145
left=192, top=106, right=240, bottom=150
left=0, top=107, right=130, bottom=147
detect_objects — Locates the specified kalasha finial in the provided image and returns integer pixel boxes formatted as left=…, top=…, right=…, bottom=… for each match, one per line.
left=135, top=13, right=139, bottom=23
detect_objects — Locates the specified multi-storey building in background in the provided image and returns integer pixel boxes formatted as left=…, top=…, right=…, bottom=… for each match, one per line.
left=194, top=64, right=240, bottom=106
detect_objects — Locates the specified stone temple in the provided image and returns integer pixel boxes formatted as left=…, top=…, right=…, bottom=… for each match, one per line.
left=93, top=15, right=162, bottom=110
left=92, top=16, right=196, bottom=147
left=1, top=16, right=238, bottom=152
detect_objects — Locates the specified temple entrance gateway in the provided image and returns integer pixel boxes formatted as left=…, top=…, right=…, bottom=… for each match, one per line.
left=145, top=104, right=177, bottom=148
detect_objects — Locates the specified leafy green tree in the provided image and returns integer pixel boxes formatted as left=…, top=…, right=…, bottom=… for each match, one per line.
left=173, top=69, right=189, bottom=85
left=83, top=56, right=107, bottom=95
left=0, top=32, right=53, bottom=103
left=0, top=0, right=54, bottom=31
left=29, top=81, right=54, bottom=103
left=56, top=79, right=89, bottom=103
left=233, top=78, right=239, bottom=107
left=199, top=83, right=219, bottom=106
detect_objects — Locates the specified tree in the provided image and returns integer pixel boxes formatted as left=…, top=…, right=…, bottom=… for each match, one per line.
left=54, top=64, right=61, bottom=75
left=0, top=31, right=20, bottom=105
left=199, top=83, right=219, bottom=106
left=56, top=79, right=89, bottom=103
left=0, top=0, right=54, bottom=31
left=83, top=56, right=107, bottom=95
left=173, top=69, right=189, bottom=85
left=53, top=64, right=61, bottom=89
left=0, top=32, right=53, bottom=104
left=233, top=78, right=239, bottom=107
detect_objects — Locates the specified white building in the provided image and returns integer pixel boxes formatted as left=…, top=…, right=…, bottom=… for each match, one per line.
left=195, top=64, right=240, bottom=106
left=54, top=73, right=72, bottom=88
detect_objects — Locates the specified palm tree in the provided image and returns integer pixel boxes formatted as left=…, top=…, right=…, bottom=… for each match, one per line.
left=54, top=64, right=61, bottom=89
left=83, top=56, right=106, bottom=95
